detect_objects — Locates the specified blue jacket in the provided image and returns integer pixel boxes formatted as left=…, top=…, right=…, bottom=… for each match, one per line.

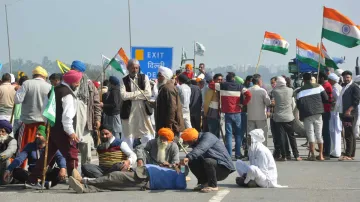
left=146, top=164, right=186, bottom=190
left=7, top=142, right=66, bottom=172
left=186, top=132, right=235, bottom=172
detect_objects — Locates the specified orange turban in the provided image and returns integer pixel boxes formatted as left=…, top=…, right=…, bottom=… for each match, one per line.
left=185, top=64, right=193, bottom=71
left=158, top=128, right=174, bottom=142
left=195, top=78, right=201, bottom=83
left=181, top=128, right=199, bottom=142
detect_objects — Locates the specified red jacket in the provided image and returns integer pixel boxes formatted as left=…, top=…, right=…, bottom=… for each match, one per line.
left=182, top=71, right=194, bottom=79
left=323, top=81, right=333, bottom=113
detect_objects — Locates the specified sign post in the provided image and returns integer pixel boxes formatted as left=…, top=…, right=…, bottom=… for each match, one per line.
left=131, top=46, right=173, bottom=79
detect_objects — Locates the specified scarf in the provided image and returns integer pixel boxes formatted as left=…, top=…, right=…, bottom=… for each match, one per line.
left=76, top=74, right=90, bottom=104
left=335, top=81, right=353, bottom=113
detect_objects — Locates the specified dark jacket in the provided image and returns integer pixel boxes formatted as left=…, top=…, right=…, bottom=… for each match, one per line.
left=155, top=81, right=185, bottom=133
left=103, top=85, right=121, bottom=116
left=135, top=139, right=179, bottom=165
left=186, top=132, right=235, bottom=172
left=296, top=82, right=328, bottom=121
left=341, top=82, right=360, bottom=116
left=189, top=84, right=202, bottom=116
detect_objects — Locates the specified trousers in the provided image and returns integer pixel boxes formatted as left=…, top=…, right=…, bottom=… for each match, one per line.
left=82, top=164, right=106, bottom=178
left=191, top=115, right=201, bottom=132
left=247, top=120, right=268, bottom=146
left=322, top=112, right=331, bottom=156
left=12, top=167, right=60, bottom=187
left=275, top=120, right=300, bottom=158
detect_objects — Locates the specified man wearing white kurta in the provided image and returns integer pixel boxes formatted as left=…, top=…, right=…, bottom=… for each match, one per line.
left=120, top=59, right=155, bottom=148
left=235, top=129, right=286, bottom=188
left=328, top=73, right=342, bottom=158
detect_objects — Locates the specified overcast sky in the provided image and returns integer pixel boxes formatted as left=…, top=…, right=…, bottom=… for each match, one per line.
left=0, top=0, right=359, bottom=70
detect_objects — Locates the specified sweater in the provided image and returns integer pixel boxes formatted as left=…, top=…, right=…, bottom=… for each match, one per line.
left=247, top=85, right=271, bottom=121
left=103, top=86, right=121, bottom=116
left=322, top=81, right=333, bottom=113
left=340, top=82, right=360, bottom=116
left=272, top=86, right=295, bottom=122
left=7, top=142, right=66, bottom=172
left=0, top=83, right=16, bottom=117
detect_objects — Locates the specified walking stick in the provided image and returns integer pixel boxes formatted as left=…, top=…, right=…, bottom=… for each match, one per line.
left=41, top=122, right=51, bottom=190
left=9, top=104, right=16, bottom=124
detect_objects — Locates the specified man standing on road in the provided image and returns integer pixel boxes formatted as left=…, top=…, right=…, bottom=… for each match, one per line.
left=177, top=74, right=192, bottom=129
left=328, top=73, right=342, bottom=158
left=0, top=73, right=16, bottom=122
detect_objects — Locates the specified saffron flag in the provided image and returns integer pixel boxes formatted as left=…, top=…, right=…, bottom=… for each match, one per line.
left=296, top=39, right=325, bottom=69
left=108, top=48, right=128, bottom=75
left=43, top=86, right=56, bottom=126
left=262, top=31, right=289, bottom=55
left=56, top=60, right=70, bottom=74
left=321, top=43, right=338, bottom=69
left=322, top=7, right=360, bottom=48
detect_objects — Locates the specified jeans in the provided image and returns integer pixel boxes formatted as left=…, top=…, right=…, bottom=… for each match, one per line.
left=188, top=158, right=231, bottom=187
left=225, top=113, right=243, bottom=157
left=322, top=112, right=331, bottom=156
left=207, top=117, right=220, bottom=138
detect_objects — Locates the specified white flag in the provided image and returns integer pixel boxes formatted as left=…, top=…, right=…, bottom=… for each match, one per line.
left=181, top=47, right=187, bottom=61
left=195, top=42, right=206, bottom=56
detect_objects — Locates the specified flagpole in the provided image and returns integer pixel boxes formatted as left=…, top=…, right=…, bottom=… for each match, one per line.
left=41, top=122, right=51, bottom=190
left=5, top=5, right=12, bottom=73
left=128, top=0, right=132, bottom=56
left=193, top=41, right=196, bottom=67
left=317, top=40, right=323, bottom=81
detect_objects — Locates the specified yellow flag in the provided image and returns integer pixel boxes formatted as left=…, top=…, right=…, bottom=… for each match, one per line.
left=56, top=60, right=70, bottom=74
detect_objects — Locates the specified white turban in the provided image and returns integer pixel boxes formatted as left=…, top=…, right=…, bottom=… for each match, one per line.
left=354, top=75, right=360, bottom=83
left=328, top=73, right=339, bottom=83
left=276, top=76, right=286, bottom=87
left=311, top=77, right=316, bottom=84
left=335, top=69, right=344, bottom=77
left=10, top=74, right=15, bottom=83
left=249, top=129, right=265, bottom=143
left=158, top=66, right=173, bottom=80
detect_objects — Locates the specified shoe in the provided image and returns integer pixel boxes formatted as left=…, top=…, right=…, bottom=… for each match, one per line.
left=324, top=156, right=330, bottom=160
left=275, top=157, right=286, bottom=162
left=295, top=157, right=302, bottom=161
left=301, top=142, right=308, bottom=147
left=193, top=184, right=205, bottom=191
left=68, top=176, right=84, bottom=194
left=286, top=156, right=292, bottom=160
left=72, top=169, right=82, bottom=182
left=247, top=180, right=258, bottom=188
left=330, top=155, right=339, bottom=158
left=44, top=181, right=52, bottom=189
left=24, top=182, right=42, bottom=190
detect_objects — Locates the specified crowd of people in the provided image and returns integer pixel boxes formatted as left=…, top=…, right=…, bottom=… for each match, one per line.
left=0, top=59, right=359, bottom=193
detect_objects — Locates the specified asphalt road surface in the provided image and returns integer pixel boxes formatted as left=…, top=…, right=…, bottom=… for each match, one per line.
left=1, top=138, right=360, bottom=202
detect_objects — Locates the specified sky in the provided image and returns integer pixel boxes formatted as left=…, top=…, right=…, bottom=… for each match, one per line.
left=0, top=0, right=359, bottom=71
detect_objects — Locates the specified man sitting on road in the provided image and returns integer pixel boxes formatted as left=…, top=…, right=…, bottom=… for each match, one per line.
left=3, top=125, right=67, bottom=188
left=81, top=125, right=137, bottom=178
left=0, top=120, right=17, bottom=185
left=235, top=129, right=286, bottom=188
left=181, top=128, right=235, bottom=193
left=135, top=128, right=179, bottom=168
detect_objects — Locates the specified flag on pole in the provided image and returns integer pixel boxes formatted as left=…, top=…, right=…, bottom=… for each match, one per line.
left=296, top=39, right=325, bottom=69
left=56, top=60, right=70, bottom=74
left=194, top=42, right=206, bottom=56
left=321, top=43, right=339, bottom=69
left=181, top=47, right=187, bottom=61
left=43, top=86, right=56, bottom=127
left=322, top=7, right=360, bottom=48
left=108, top=48, right=129, bottom=75
left=261, top=31, right=289, bottom=55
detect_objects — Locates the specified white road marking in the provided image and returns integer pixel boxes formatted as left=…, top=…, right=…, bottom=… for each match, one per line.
left=208, top=189, right=230, bottom=202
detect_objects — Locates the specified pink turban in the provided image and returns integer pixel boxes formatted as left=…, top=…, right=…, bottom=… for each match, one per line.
left=63, top=70, right=83, bottom=84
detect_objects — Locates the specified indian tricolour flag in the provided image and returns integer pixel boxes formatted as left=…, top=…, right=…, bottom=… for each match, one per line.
left=261, top=31, right=289, bottom=55
left=321, top=43, right=338, bottom=70
left=108, top=48, right=129, bottom=75
left=296, top=39, right=325, bottom=69
left=322, top=7, right=360, bottom=48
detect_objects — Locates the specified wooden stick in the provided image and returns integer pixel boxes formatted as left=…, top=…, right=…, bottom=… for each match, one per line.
left=41, top=122, right=51, bottom=190
left=317, top=40, right=323, bottom=81
left=9, top=104, right=15, bottom=124
left=255, top=46, right=263, bottom=73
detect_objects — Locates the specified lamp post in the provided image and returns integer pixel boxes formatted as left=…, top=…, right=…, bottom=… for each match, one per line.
left=5, top=4, right=12, bottom=73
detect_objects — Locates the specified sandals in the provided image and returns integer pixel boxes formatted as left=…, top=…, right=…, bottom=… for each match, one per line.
left=193, top=184, right=205, bottom=191
left=307, top=155, right=316, bottom=161
left=200, top=186, right=219, bottom=193
left=338, top=156, right=353, bottom=161
left=316, top=156, right=325, bottom=161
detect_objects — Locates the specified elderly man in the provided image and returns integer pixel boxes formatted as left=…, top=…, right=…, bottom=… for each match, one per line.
left=336, top=71, right=360, bottom=161
left=328, top=73, right=342, bottom=158
left=156, top=66, right=185, bottom=136
left=235, top=129, right=286, bottom=188
left=247, top=74, right=271, bottom=146
left=177, top=74, right=192, bottom=129
left=15, top=66, right=51, bottom=168
left=0, top=73, right=16, bottom=122
left=28, top=70, right=82, bottom=184
left=135, top=128, right=179, bottom=167
left=101, top=76, right=122, bottom=139
left=120, top=59, right=155, bottom=148
left=3, top=125, right=66, bottom=188
left=71, top=60, right=101, bottom=165
left=81, top=125, right=136, bottom=178
left=181, top=128, right=235, bottom=193
left=0, top=120, right=17, bottom=185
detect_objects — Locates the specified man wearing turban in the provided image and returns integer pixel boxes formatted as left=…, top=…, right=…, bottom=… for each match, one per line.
left=177, top=74, right=192, bottom=129
left=120, top=59, right=155, bottom=148
left=27, top=70, right=82, bottom=184
left=135, top=128, right=179, bottom=167
left=328, top=73, right=342, bottom=158
left=15, top=66, right=51, bottom=169
left=236, top=129, right=286, bottom=188
left=155, top=66, right=184, bottom=135
left=181, top=128, right=235, bottom=193
left=3, top=125, right=67, bottom=188
left=71, top=60, right=102, bottom=165
left=0, top=120, right=17, bottom=185
left=182, top=64, right=194, bottom=79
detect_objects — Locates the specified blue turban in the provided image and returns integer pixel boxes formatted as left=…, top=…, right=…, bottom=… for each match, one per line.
left=109, top=76, right=120, bottom=86
left=71, top=60, right=86, bottom=72
left=0, top=120, right=12, bottom=134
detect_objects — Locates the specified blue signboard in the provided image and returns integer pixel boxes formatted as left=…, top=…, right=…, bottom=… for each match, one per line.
left=131, top=46, right=173, bottom=79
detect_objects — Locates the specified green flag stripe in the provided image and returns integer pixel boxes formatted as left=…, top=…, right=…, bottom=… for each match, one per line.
left=109, top=58, right=125, bottom=75
left=322, top=29, right=360, bottom=48
left=262, top=45, right=288, bottom=55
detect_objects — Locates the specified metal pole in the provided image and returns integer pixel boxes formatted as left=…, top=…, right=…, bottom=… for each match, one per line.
left=5, top=5, right=12, bottom=73
left=128, top=0, right=132, bottom=56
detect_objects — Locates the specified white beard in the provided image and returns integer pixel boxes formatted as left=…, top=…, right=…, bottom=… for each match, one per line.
left=156, top=138, right=168, bottom=163
left=0, top=134, right=9, bottom=144
left=157, top=79, right=168, bottom=89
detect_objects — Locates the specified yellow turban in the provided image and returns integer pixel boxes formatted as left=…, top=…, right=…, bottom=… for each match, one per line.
left=158, top=128, right=174, bottom=142
left=181, top=128, right=199, bottom=142
left=32, top=66, right=48, bottom=77
left=185, top=64, right=193, bottom=71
